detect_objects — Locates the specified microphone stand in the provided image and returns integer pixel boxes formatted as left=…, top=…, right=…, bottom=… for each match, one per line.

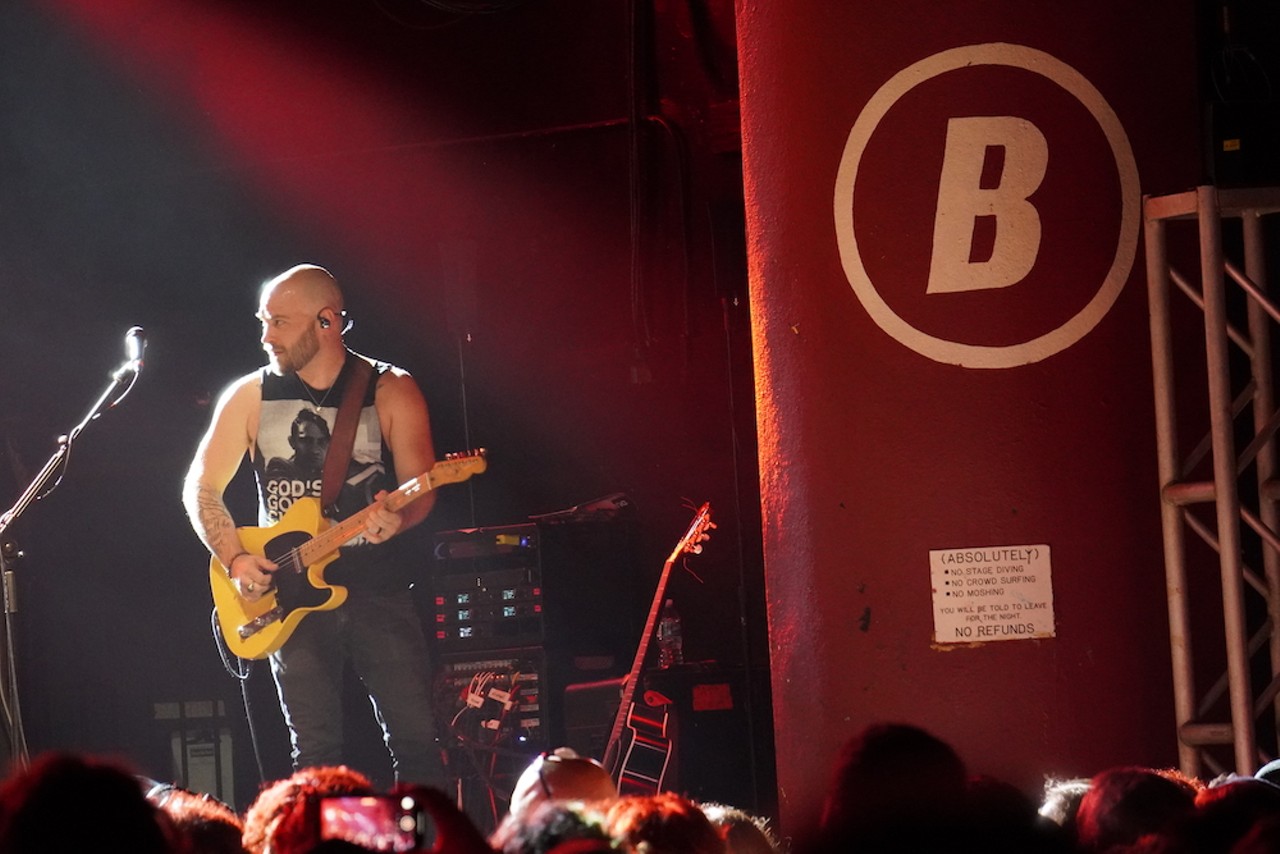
left=0, top=356, right=143, bottom=767
left=0, top=538, right=22, bottom=768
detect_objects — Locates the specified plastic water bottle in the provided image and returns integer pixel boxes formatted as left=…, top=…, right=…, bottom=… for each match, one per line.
left=656, top=599, right=684, bottom=668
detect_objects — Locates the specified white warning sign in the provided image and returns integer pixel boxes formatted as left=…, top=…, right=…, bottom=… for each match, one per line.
left=930, top=544, right=1055, bottom=644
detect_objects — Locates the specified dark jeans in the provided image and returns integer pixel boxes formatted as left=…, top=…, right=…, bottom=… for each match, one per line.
left=269, top=588, right=443, bottom=786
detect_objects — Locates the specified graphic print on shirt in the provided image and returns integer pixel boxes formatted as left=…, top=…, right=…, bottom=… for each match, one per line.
left=254, top=397, right=389, bottom=540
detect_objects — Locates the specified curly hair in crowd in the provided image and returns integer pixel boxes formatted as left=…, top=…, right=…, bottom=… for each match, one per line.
left=1074, top=766, right=1196, bottom=852
left=700, top=801, right=780, bottom=854
left=241, top=765, right=375, bottom=854
left=492, top=798, right=617, bottom=854
left=603, top=792, right=723, bottom=854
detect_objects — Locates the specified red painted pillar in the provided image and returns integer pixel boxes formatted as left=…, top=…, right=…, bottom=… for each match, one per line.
left=736, top=2, right=1201, bottom=833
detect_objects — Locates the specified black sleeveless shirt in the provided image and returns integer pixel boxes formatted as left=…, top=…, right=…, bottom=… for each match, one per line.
left=251, top=353, right=409, bottom=591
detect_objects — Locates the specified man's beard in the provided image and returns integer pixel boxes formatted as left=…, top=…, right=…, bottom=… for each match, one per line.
left=267, top=324, right=320, bottom=375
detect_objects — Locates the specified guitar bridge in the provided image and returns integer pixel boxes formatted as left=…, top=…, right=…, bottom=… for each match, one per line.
left=238, top=605, right=284, bottom=639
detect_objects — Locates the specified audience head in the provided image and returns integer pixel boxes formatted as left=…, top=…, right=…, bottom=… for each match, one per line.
left=1039, top=775, right=1092, bottom=824
left=604, top=792, right=723, bottom=854
left=508, top=748, right=618, bottom=821
left=1232, top=814, right=1280, bottom=853
left=818, top=721, right=967, bottom=845
left=241, top=765, right=374, bottom=854
left=700, top=801, right=780, bottom=854
left=146, top=781, right=246, bottom=854
left=0, top=752, right=177, bottom=854
left=492, top=798, right=616, bottom=854
left=1074, top=766, right=1196, bottom=852
left=1175, top=775, right=1280, bottom=851
left=1038, top=776, right=1092, bottom=846
left=965, top=774, right=1070, bottom=853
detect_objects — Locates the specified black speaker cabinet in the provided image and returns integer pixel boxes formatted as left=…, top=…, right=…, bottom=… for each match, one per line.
left=1205, top=100, right=1280, bottom=188
left=562, top=676, right=624, bottom=763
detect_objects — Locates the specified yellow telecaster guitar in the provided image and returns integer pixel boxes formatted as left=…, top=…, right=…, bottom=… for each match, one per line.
left=209, top=450, right=487, bottom=659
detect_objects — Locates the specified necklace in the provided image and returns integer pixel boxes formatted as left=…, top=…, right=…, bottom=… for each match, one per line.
left=297, top=375, right=336, bottom=413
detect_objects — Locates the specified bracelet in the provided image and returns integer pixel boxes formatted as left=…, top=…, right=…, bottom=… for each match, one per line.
left=225, top=552, right=249, bottom=576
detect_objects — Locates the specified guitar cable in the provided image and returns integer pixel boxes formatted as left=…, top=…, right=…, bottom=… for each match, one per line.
left=446, top=667, right=530, bottom=826
left=209, top=607, right=267, bottom=784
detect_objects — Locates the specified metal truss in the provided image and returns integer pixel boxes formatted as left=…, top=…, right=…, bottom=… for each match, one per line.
left=1144, top=185, right=1280, bottom=777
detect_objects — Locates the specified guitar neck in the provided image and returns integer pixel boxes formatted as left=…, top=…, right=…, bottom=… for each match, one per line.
left=607, top=557, right=676, bottom=751
left=296, top=472, right=431, bottom=566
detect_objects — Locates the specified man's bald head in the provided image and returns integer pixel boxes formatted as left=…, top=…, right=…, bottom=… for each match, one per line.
left=260, top=264, right=344, bottom=313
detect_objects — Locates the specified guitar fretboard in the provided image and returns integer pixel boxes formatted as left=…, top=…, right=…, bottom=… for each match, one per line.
left=294, top=476, right=424, bottom=567
left=280, top=452, right=486, bottom=573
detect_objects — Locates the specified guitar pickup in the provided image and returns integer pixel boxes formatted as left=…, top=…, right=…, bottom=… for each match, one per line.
left=238, top=605, right=285, bottom=639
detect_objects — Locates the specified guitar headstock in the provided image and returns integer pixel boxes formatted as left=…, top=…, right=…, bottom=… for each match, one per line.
left=431, top=449, right=488, bottom=486
left=675, top=502, right=715, bottom=558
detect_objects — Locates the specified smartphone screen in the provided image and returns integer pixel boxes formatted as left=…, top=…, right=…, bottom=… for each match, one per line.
left=318, top=795, right=426, bottom=852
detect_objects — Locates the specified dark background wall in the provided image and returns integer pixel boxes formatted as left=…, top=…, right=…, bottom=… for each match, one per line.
left=0, top=0, right=769, bottom=816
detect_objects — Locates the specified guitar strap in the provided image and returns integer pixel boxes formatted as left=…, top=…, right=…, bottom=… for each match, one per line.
left=321, top=355, right=375, bottom=518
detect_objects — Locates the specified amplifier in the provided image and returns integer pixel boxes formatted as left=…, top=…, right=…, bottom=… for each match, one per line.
left=431, top=525, right=543, bottom=651
left=430, top=565, right=544, bottom=650
left=1205, top=99, right=1280, bottom=188
left=431, top=520, right=639, bottom=655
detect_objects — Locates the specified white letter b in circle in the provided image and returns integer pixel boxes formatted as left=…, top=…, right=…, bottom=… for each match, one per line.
left=927, top=116, right=1048, bottom=295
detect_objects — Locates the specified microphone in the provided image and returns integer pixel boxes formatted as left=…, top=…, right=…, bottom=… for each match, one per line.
left=124, top=326, right=146, bottom=368
left=112, top=326, right=146, bottom=380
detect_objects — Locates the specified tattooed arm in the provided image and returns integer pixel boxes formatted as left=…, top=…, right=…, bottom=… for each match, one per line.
left=183, top=373, right=276, bottom=599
